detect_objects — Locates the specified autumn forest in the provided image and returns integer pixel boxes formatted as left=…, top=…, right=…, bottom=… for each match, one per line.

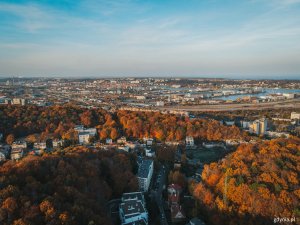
left=0, top=105, right=299, bottom=225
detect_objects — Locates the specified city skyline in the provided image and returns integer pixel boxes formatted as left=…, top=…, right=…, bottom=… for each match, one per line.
left=0, top=0, right=300, bottom=78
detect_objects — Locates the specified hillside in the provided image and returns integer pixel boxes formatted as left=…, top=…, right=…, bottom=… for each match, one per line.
left=193, top=137, right=300, bottom=225
left=0, top=147, right=138, bottom=225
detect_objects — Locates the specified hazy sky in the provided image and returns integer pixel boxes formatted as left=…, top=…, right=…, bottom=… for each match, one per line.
left=0, top=0, right=300, bottom=78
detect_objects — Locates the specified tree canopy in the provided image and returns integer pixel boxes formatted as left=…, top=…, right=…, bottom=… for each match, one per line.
left=0, top=147, right=138, bottom=225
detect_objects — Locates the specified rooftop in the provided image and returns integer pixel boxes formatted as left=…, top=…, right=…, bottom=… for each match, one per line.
left=120, top=199, right=146, bottom=218
left=123, top=218, right=147, bottom=225
left=122, top=192, right=144, bottom=204
left=137, top=159, right=153, bottom=178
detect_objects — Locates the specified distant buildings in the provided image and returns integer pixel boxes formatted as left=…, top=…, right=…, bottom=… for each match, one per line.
left=249, top=118, right=267, bottom=135
left=156, top=101, right=164, bottom=107
left=137, top=159, right=153, bottom=192
left=119, top=192, right=148, bottom=225
left=136, top=96, right=146, bottom=100
left=291, top=112, right=300, bottom=120
left=12, top=98, right=27, bottom=105
left=283, top=93, right=295, bottom=99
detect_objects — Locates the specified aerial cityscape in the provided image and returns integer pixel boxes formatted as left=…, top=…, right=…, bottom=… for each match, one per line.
left=0, top=1, right=300, bottom=225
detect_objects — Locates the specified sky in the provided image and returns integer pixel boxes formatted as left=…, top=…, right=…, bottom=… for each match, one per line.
left=0, top=0, right=300, bottom=78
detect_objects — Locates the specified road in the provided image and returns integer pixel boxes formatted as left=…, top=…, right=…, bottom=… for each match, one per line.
left=156, top=98, right=300, bottom=112
left=152, top=164, right=168, bottom=225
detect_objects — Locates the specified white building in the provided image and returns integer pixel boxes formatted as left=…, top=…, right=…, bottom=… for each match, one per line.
left=12, top=98, right=27, bottom=105
left=11, top=149, right=24, bottom=160
left=291, top=112, right=300, bottom=120
left=186, top=136, right=194, bottom=147
left=266, top=131, right=289, bottom=138
left=156, top=101, right=165, bottom=107
left=117, top=136, right=127, bottom=144
left=11, top=141, right=27, bottom=149
left=33, top=142, right=47, bottom=155
left=119, top=192, right=148, bottom=225
left=79, top=132, right=92, bottom=144
left=145, top=148, right=155, bottom=157
left=283, top=93, right=295, bottom=99
left=137, top=159, right=153, bottom=192
left=34, top=142, right=46, bottom=150
left=53, top=139, right=63, bottom=148
left=76, top=126, right=97, bottom=144
left=136, top=96, right=146, bottom=100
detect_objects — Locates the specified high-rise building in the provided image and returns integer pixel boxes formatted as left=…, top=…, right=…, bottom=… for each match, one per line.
left=249, top=118, right=267, bottom=135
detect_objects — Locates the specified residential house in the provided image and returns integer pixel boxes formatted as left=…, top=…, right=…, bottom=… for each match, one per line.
left=117, top=136, right=127, bottom=144
left=79, top=132, right=92, bottom=144
left=171, top=204, right=185, bottom=223
left=33, top=142, right=47, bottom=155
left=75, top=125, right=97, bottom=144
left=168, top=184, right=182, bottom=206
left=53, top=139, right=63, bottom=148
left=11, top=148, right=24, bottom=160
left=11, top=141, right=27, bottom=149
left=168, top=184, right=185, bottom=223
left=106, top=138, right=113, bottom=145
